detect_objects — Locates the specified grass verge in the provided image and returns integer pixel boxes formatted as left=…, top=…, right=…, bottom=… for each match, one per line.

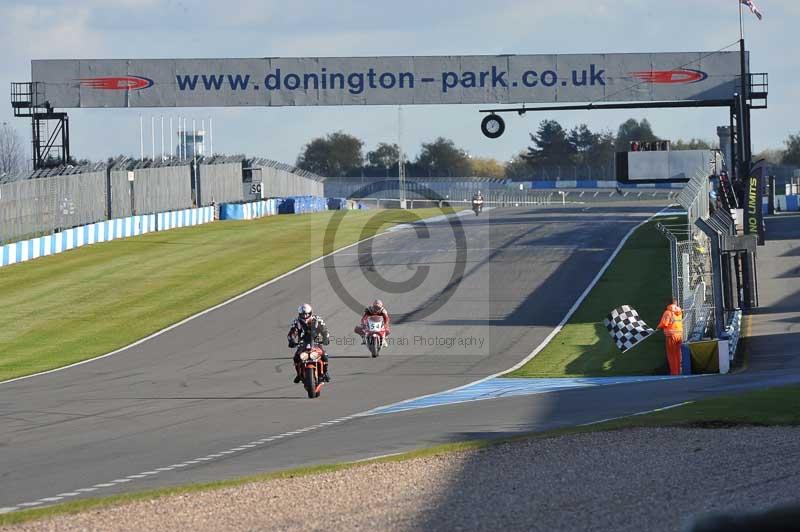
left=0, top=208, right=449, bottom=382
left=508, top=216, right=682, bottom=377
left=2, top=384, right=797, bottom=526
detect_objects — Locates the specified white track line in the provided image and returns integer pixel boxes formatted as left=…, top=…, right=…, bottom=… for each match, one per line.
left=1, top=207, right=674, bottom=514
left=0, top=211, right=466, bottom=388
left=356, top=207, right=675, bottom=417
left=1, top=413, right=361, bottom=513
left=579, top=401, right=695, bottom=427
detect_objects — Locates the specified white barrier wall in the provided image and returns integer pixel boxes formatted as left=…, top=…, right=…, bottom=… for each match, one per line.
left=628, top=150, right=717, bottom=181
left=0, top=207, right=213, bottom=269
left=218, top=199, right=280, bottom=220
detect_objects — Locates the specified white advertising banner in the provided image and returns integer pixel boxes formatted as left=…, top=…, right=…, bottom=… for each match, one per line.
left=31, top=52, right=745, bottom=108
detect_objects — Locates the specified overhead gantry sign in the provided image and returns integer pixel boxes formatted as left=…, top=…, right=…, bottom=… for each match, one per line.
left=30, top=52, right=742, bottom=109
left=14, top=51, right=754, bottom=167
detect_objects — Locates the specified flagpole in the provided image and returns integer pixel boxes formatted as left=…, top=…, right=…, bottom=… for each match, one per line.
left=739, top=0, right=744, bottom=41
left=738, top=0, right=749, bottom=182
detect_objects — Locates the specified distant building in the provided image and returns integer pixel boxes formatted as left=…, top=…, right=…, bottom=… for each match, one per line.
left=178, top=129, right=205, bottom=159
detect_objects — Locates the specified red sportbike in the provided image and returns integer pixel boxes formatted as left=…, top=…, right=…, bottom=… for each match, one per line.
left=295, top=343, right=327, bottom=399
left=360, top=315, right=387, bottom=358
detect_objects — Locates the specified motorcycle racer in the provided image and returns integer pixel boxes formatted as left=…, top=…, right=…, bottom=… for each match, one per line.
left=355, top=299, right=391, bottom=347
left=288, top=303, right=331, bottom=383
left=472, top=191, right=484, bottom=214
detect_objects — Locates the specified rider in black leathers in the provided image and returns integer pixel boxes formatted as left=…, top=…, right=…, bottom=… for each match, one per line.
left=288, top=303, right=331, bottom=383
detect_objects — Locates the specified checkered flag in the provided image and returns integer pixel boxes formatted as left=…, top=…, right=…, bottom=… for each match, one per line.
left=604, top=305, right=654, bottom=353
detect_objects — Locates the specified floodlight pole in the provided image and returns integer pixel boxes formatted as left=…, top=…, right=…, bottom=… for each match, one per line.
left=160, top=115, right=165, bottom=161
left=398, top=106, right=406, bottom=209
left=169, top=116, right=173, bottom=160
left=139, top=114, right=144, bottom=161
left=151, top=116, right=155, bottom=161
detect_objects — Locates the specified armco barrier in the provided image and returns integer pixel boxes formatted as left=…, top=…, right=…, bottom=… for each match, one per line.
left=327, top=198, right=362, bottom=210
left=726, top=310, right=743, bottom=361
left=219, top=199, right=280, bottom=220
left=277, top=196, right=328, bottom=214
left=774, top=195, right=800, bottom=212
left=0, top=207, right=213, bottom=269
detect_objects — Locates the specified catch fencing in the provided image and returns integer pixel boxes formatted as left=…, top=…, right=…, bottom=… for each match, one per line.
left=110, top=164, right=193, bottom=218
left=196, top=160, right=243, bottom=206
left=251, top=159, right=324, bottom=198
left=0, top=158, right=324, bottom=244
left=657, top=172, right=714, bottom=342
left=0, top=169, right=107, bottom=245
left=326, top=178, right=519, bottom=201
left=519, top=163, right=615, bottom=182
left=324, top=177, right=680, bottom=204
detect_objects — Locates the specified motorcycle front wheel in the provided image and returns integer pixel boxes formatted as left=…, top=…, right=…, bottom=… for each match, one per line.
left=368, top=336, right=381, bottom=358
left=304, top=367, right=317, bottom=399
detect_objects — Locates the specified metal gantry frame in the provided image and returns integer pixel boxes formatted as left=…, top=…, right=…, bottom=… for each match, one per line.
left=11, top=82, right=71, bottom=169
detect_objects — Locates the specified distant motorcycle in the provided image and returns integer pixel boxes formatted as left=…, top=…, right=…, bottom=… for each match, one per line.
left=472, top=198, right=484, bottom=216
left=295, top=343, right=326, bottom=398
left=362, top=315, right=387, bottom=358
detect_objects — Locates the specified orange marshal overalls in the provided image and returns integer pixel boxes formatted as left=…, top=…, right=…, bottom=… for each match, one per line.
left=657, top=304, right=684, bottom=376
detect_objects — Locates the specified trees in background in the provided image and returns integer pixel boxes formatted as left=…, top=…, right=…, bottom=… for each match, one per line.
left=754, top=148, right=784, bottom=165
left=571, top=126, right=616, bottom=169
left=515, top=121, right=616, bottom=177
left=469, top=157, right=505, bottom=178
left=524, top=120, right=575, bottom=168
left=505, top=153, right=532, bottom=180
left=782, top=133, right=800, bottom=166
left=366, top=143, right=400, bottom=170
left=615, top=118, right=659, bottom=151
left=414, top=137, right=472, bottom=177
left=297, top=122, right=800, bottom=181
left=363, top=142, right=402, bottom=176
left=0, top=123, right=25, bottom=176
left=672, top=138, right=715, bottom=150
left=296, top=131, right=364, bottom=176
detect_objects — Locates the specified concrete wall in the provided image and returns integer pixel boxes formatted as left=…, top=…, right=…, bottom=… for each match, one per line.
left=628, top=150, right=717, bottom=181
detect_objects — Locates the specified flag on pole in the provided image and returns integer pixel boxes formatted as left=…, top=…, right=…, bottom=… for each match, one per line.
left=741, top=0, right=763, bottom=20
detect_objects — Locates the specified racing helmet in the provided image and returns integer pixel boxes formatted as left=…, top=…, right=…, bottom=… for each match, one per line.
left=298, top=303, right=313, bottom=321
left=371, top=299, right=384, bottom=313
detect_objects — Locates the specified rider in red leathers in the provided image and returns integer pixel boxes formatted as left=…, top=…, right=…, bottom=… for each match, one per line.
left=355, top=299, right=391, bottom=347
left=288, top=303, right=331, bottom=383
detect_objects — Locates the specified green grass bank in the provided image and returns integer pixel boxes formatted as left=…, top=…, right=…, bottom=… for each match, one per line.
left=509, top=216, right=682, bottom=378
left=0, top=208, right=448, bottom=382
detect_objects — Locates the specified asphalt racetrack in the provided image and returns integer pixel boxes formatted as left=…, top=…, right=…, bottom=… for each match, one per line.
left=2, top=203, right=796, bottom=511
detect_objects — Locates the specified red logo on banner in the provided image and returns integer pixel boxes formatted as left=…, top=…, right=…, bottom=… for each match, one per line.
left=78, top=76, right=154, bottom=90
left=628, top=69, right=708, bottom=84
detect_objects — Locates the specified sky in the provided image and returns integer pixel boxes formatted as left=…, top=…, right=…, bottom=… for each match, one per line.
left=0, top=0, right=797, bottom=167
